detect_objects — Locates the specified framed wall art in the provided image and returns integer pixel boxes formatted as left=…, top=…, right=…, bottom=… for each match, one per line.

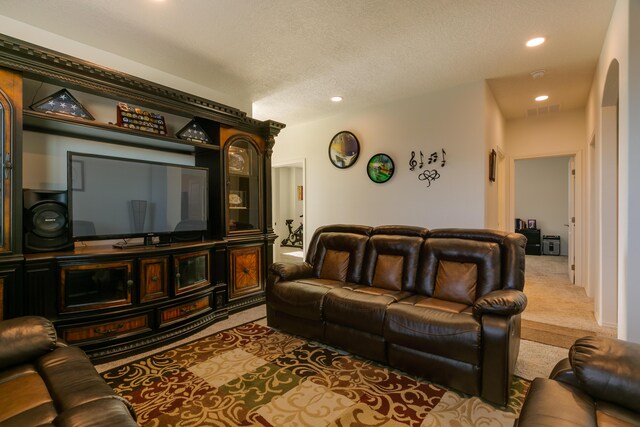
left=367, top=153, right=395, bottom=183
left=489, top=149, right=497, bottom=182
left=329, top=131, right=360, bottom=169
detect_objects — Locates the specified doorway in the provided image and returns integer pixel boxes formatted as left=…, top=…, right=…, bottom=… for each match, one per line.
left=272, top=160, right=305, bottom=263
left=514, top=155, right=576, bottom=280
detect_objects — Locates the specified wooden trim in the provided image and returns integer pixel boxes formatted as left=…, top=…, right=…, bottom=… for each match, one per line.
left=0, top=34, right=285, bottom=137
left=0, top=67, right=21, bottom=255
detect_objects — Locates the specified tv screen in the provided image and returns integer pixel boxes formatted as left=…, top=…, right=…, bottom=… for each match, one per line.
left=68, top=152, right=208, bottom=240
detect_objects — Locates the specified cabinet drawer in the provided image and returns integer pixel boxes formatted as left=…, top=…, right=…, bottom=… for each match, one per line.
left=159, top=294, right=212, bottom=327
left=60, top=313, right=150, bottom=344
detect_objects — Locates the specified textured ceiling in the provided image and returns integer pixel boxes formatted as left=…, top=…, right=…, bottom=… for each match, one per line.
left=0, top=0, right=616, bottom=124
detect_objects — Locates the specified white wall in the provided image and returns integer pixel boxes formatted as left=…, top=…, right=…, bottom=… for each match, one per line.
left=506, top=109, right=586, bottom=157
left=484, top=84, right=506, bottom=230
left=272, top=82, right=487, bottom=245
left=586, top=0, right=640, bottom=339
left=515, top=157, right=570, bottom=255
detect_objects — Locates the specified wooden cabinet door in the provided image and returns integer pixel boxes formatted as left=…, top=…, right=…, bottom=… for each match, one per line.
left=140, top=256, right=168, bottom=302
left=229, top=244, right=263, bottom=300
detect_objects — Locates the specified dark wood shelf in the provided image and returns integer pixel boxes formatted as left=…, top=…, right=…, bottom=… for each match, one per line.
left=23, top=110, right=219, bottom=154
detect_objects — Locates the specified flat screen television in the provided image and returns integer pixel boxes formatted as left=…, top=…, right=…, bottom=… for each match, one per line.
left=68, top=152, right=208, bottom=244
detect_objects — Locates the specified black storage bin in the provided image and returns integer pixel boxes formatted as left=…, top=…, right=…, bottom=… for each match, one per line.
left=543, top=235, right=561, bottom=255
left=516, top=228, right=542, bottom=255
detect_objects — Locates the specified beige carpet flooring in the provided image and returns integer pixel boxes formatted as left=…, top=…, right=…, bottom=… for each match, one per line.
left=97, top=255, right=616, bottom=383
left=514, top=255, right=616, bottom=381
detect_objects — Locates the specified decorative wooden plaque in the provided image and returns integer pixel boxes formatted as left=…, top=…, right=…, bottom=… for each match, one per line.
left=116, top=102, right=167, bottom=135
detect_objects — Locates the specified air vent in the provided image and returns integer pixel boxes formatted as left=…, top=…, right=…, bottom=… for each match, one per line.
left=527, top=104, right=561, bottom=117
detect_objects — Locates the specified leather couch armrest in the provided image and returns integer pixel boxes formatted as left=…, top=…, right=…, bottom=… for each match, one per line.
left=0, top=316, right=57, bottom=369
left=472, top=289, right=527, bottom=319
left=569, top=336, right=640, bottom=412
left=269, top=262, right=313, bottom=281
left=549, top=357, right=581, bottom=388
left=53, top=397, right=138, bottom=427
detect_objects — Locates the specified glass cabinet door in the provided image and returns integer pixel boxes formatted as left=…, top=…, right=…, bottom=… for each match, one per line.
left=60, top=261, right=134, bottom=312
left=226, top=137, right=262, bottom=234
left=174, top=250, right=210, bottom=295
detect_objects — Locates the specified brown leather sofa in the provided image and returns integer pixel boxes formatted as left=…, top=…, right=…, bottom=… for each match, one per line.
left=517, top=336, right=640, bottom=426
left=267, top=224, right=527, bottom=406
left=0, top=316, right=138, bottom=427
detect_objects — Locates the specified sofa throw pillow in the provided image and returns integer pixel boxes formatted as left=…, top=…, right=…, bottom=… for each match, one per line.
left=434, top=260, right=478, bottom=305
left=372, top=254, right=404, bottom=290
left=318, top=250, right=350, bottom=282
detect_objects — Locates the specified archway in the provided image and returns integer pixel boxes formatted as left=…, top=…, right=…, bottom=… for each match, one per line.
left=597, top=59, right=619, bottom=328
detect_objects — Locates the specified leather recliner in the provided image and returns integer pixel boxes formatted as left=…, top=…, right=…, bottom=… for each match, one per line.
left=0, top=316, right=138, bottom=426
left=516, top=335, right=640, bottom=426
left=267, top=224, right=527, bottom=406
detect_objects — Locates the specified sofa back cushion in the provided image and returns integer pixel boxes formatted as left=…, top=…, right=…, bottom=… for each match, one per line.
left=434, top=260, right=477, bottom=305
left=416, top=238, right=501, bottom=300
left=362, top=235, right=423, bottom=291
left=313, top=232, right=369, bottom=282
left=372, top=255, right=404, bottom=290
left=318, top=250, right=350, bottom=281
left=428, top=228, right=526, bottom=291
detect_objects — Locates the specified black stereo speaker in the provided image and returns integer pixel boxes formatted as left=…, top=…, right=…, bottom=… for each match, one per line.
left=23, top=189, right=73, bottom=252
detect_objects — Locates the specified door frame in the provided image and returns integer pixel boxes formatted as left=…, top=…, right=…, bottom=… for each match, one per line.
left=508, top=150, right=583, bottom=286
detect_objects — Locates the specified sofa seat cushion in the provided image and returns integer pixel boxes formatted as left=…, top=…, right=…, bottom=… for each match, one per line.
left=0, top=368, right=57, bottom=426
left=384, top=297, right=480, bottom=365
left=324, top=287, right=411, bottom=335
left=268, top=279, right=348, bottom=321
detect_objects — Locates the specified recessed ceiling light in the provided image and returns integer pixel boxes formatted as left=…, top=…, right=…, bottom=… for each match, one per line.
left=526, top=37, right=545, bottom=47
left=535, top=95, right=549, bottom=102
left=331, top=96, right=343, bottom=102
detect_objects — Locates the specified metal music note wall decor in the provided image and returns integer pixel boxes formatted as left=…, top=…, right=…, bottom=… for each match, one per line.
left=408, top=148, right=447, bottom=187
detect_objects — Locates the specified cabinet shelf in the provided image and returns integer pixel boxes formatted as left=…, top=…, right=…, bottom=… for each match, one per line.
left=23, top=110, right=219, bottom=154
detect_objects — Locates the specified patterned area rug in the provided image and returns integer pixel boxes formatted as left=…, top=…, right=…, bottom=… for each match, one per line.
left=102, top=320, right=529, bottom=426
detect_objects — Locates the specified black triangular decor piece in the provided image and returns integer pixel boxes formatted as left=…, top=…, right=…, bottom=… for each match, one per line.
left=176, top=119, right=211, bottom=144
left=30, top=88, right=95, bottom=120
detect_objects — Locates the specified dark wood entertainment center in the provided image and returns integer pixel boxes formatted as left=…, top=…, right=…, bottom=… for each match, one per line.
left=0, top=34, right=285, bottom=361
